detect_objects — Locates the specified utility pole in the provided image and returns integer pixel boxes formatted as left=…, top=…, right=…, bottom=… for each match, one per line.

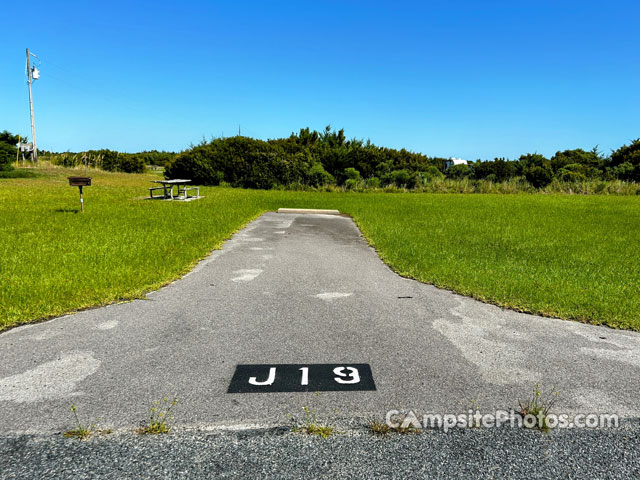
left=26, top=48, right=37, bottom=163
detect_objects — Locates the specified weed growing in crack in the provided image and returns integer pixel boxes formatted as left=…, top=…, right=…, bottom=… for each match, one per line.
left=137, top=397, right=178, bottom=434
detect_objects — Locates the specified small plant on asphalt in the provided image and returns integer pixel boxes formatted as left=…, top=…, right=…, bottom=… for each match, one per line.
left=393, top=424, right=420, bottom=434
left=290, top=398, right=335, bottom=439
left=370, top=417, right=421, bottom=435
left=137, top=397, right=178, bottom=434
left=63, top=404, right=96, bottom=439
left=370, top=420, right=392, bottom=436
left=519, top=384, right=558, bottom=432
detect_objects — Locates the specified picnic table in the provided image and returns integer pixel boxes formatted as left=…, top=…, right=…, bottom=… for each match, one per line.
left=149, top=179, right=199, bottom=200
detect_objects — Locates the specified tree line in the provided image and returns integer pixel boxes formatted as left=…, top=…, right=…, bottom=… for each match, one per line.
left=0, top=130, right=176, bottom=174
left=46, top=149, right=176, bottom=173
left=166, top=126, right=640, bottom=189
left=166, top=126, right=449, bottom=189
left=449, top=146, right=640, bottom=188
left=2, top=127, right=639, bottom=190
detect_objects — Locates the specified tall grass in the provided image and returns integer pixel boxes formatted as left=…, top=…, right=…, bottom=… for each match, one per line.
left=281, top=177, right=640, bottom=195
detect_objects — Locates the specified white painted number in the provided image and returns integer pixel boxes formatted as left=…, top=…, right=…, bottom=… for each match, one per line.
left=333, top=366, right=360, bottom=384
left=246, top=366, right=363, bottom=387
left=249, top=367, right=276, bottom=386
left=299, top=367, right=309, bottom=385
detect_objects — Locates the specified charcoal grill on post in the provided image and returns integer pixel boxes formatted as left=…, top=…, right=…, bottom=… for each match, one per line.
left=68, top=177, right=92, bottom=212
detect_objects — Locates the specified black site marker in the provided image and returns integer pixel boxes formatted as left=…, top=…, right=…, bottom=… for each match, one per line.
left=227, top=364, right=376, bottom=393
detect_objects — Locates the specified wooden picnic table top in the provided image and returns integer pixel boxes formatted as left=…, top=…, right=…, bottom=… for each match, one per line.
left=151, top=179, right=191, bottom=185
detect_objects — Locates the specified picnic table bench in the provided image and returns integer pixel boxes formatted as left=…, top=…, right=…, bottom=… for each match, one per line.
left=149, top=179, right=199, bottom=200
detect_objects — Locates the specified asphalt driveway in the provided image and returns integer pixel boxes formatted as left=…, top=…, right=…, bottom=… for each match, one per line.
left=2, top=211, right=639, bottom=434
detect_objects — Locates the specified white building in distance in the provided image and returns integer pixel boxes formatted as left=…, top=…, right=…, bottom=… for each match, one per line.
left=444, top=157, right=468, bottom=169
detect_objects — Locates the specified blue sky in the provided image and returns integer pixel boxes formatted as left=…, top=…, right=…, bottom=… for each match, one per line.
left=1, top=1, right=638, bottom=159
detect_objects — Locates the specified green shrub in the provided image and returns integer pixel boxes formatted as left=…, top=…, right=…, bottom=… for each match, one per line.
left=446, top=163, right=471, bottom=179
left=484, top=173, right=497, bottom=183
left=308, top=163, right=334, bottom=187
left=117, top=155, right=146, bottom=174
left=419, top=166, right=444, bottom=183
left=126, top=151, right=177, bottom=167
left=551, top=148, right=605, bottom=174
left=555, top=167, right=587, bottom=182
left=519, top=153, right=549, bottom=169
left=611, top=140, right=640, bottom=168
left=610, top=141, right=640, bottom=182
left=366, top=176, right=381, bottom=188
left=96, top=150, right=120, bottom=171
left=0, top=143, right=15, bottom=171
left=611, top=162, right=638, bottom=182
left=165, top=150, right=221, bottom=185
left=473, top=158, right=517, bottom=181
left=166, top=137, right=310, bottom=188
left=386, top=169, right=417, bottom=188
left=338, top=167, right=361, bottom=186
left=162, top=127, right=449, bottom=189
left=525, top=165, right=554, bottom=188
left=344, top=178, right=359, bottom=190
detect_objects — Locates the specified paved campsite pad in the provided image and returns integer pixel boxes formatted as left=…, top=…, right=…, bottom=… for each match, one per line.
left=1, top=212, right=640, bottom=434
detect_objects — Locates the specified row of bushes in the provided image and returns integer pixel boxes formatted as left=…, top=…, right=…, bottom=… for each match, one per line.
left=45, top=149, right=176, bottom=173
left=4, top=126, right=639, bottom=191
left=0, top=130, right=178, bottom=175
left=166, top=127, right=640, bottom=190
left=447, top=145, right=640, bottom=188
left=165, top=127, right=450, bottom=188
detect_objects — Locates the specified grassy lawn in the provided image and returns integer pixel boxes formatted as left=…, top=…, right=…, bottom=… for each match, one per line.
left=1, top=166, right=639, bottom=331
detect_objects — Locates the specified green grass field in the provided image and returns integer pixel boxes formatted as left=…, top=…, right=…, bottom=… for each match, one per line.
left=1, top=166, right=639, bottom=331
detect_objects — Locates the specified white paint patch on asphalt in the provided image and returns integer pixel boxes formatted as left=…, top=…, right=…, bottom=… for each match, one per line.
left=241, top=238, right=264, bottom=242
left=0, top=352, right=101, bottom=403
left=264, top=217, right=294, bottom=229
left=261, top=255, right=274, bottom=260
left=232, top=269, right=263, bottom=282
left=433, top=299, right=539, bottom=385
left=315, top=292, right=353, bottom=301
left=96, top=320, right=119, bottom=330
left=273, top=231, right=286, bottom=234
left=563, top=323, right=640, bottom=368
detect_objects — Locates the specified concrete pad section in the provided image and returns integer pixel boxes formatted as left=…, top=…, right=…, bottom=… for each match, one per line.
left=277, top=208, right=340, bottom=215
